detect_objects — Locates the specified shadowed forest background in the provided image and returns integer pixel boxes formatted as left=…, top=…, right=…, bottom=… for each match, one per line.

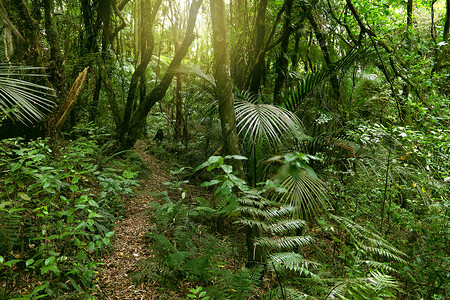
left=0, top=0, right=449, bottom=299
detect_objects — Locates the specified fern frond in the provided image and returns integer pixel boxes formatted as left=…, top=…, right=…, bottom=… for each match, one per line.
left=254, top=235, right=314, bottom=250
left=269, top=252, right=320, bottom=275
left=267, top=205, right=298, bottom=217
left=360, top=244, right=406, bottom=263
left=357, top=259, right=398, bottom=273
left=148, top=234, right=176, bottom=253
left=330, top=215, right=407, bottom=265
left=238, top=196, right=269, bottom=209
left=328, top=271, right=400, bottom=300
left=284, top=287, right=317, bottom=300
left=365, top=237, right=406, bottom=258
left=237, top=218, right=274, bottom=232
left=268, top=219, right=306, bottom=234
left=368, top=270, right=400, bottom=289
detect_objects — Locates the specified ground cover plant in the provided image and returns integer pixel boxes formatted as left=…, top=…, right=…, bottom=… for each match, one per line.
left=0, top=124, right=138, bottom=299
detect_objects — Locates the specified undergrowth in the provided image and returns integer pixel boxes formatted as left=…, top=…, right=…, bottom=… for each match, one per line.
left=0, top=123, right=139, bottom=299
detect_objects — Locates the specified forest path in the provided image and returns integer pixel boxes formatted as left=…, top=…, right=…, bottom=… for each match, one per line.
left=94, top=141, right=180, bottom=299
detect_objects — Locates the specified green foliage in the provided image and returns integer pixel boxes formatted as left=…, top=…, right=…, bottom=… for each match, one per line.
left=0, top=65, right=54, bottom=124
left=0, top=130, right=138, bottom=298
left=268, top=152, right=331, bottom=220
left=132, top=194, right=223, bottom=287
left=187, top=286, right=210, bottom=300
left=282, top=48, right=362, bottom=112
left=194, top=155, right=248, bottom=216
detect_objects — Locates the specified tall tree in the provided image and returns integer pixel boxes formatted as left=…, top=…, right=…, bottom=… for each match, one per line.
left=305, top=5, right=342, bottom=110
left=210, top=0, right=265, bottom=266
left=247, top=0, right=268, bottom=96
left=119, top=0, right=162, bottom=144
left=445, top=0, right=450, bottom=41
left=209, top=0, right=243, bottom=176
left=273, top=0, right=293, bottom=104
left=121, top=0, right=203, bottom=149
left=43, top=0, right=64, bottom=95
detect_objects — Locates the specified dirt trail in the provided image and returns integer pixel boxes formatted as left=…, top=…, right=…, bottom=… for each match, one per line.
left=95, top=141, right=174, bottom=299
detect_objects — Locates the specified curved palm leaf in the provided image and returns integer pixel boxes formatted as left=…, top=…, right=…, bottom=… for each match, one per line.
left=276, top=172, right=330, bottom=220
left=235, top=100, right=303, bottom=147
left=282, top=48, right=361, bottom=112
left=0, top=65, right=54, bottom=124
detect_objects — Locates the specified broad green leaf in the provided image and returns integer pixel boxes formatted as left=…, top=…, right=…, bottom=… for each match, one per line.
left=44, top=256, right=55, bottom=266
left=221, top=164, right=233, bottom=173
left=289, top=164, right=302, bottom=181
left=18, top=192, right=31, bottom=200
left=10, top=162, right=22, bottom=172
left=201, top=179, right=221, bottom=187
left=4, top=259, right=21, bottom=267
left=26, top=258, right=35, bottom=266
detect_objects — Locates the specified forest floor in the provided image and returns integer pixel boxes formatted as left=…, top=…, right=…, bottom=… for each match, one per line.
left=93, top=141, right=199, bottom=299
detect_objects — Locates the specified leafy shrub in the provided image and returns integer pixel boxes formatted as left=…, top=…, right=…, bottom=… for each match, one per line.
left=0, top=132, right=138, bottom=298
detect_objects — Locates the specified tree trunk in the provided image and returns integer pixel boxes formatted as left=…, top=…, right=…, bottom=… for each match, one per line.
left=43, top=0, right=64, bottom=96
left=248, top=0, right=268, bottom=96
left=3, top=0, right=43, bottom=67
left=273, top=0, right=293, bottom=104
left=122, top=0, right=203, bottom=149
left=400, top=0, right=413, bottom=122
left=306, top=9, right=342, bottom=110
left=173, top=15, right=184, bottom=139
left=120, top=0, right=161, bottom=145
left=210, top=0, right=264, bottom=267
left=444, top=0, right=450, bottom=41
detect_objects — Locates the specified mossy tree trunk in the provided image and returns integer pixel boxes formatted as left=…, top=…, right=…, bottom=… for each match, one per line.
left=210, top=0, right=264, bottom=267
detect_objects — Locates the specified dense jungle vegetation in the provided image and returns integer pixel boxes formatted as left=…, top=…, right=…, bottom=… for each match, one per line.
left=0, top=0, right=449, bottom=299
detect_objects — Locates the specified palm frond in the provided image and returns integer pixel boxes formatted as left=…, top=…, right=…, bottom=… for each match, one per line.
left=274, top=173, right=331, bottom=220
left=235, top=99, right=303, bottom=147
left=0, top=65, right=54, bottom=124
left=282, top=48, right=361, bottom=112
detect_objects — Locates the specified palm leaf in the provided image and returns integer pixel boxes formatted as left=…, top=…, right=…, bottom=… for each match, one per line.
left=275, top=172, right=330, bottom=220
left=0, top=65, right=54, bottom=124
left=235, top=99, right=303, bottom=146
left=282, top=48, right=361, bottom=112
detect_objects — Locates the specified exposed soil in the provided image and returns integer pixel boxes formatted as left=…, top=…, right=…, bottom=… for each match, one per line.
left=94, top=141, right=192, bottom=299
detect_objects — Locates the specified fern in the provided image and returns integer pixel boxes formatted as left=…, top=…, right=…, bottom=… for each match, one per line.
left=357, top=259, right=398, bottom=273
left=225, top=265, right=263, bottom=299
left=269, top=252, right=320, bottom=276
left=132, top=257, right=173, bottom=285
left=327, top=271, right=400, bottom=300
left=254, top=235, right=314, bottom=250
left=330, top=214, right=407, bottom=263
